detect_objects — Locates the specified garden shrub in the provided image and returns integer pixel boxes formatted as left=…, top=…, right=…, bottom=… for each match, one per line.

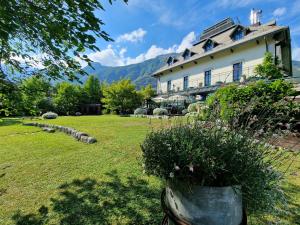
left=42, top=112, right=58, bottom=119
left=141, top=122, right=289, bottom=215
left=184, top=112, right=200, bottom=118
left=134, top=108, right=147, bottom=115
left=254, top=52, right=283, bottom=80
left=205, top=79, right=298, bottom=129
left=153, top=108, right=168, bottom=116
left=187, top=102, right=203, bottom=113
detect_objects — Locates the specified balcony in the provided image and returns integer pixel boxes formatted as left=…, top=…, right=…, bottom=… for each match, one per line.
left=156, top=65, right=257, bottom=97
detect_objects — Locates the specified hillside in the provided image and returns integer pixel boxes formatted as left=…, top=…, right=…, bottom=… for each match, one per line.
left=83, top=56, right=300, bottom=88
left=82, top=53, right=178, bottom=88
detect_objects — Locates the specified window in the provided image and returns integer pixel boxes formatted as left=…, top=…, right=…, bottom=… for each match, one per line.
left=232, top=29, right=244, bottom=41
left=183, top=50, right=190, bottom=60
left=233, top=62, right=242, bottom=81
left=183, top=76, right=189, bottom=90
left=204, top=40, right=214, bottom=52
left=167, top=57, right=174, bottom=66
left=167, top=80, right=172, bottom=92
left=204, top=70, right=211, bottom=86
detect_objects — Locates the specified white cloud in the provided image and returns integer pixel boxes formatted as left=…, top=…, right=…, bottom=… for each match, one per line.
left=126, top=45, right=177, bottom=65
left=273, top=7, right=287, bottom=17
left=79, top=45, right=125, bottom=67
left=176, top=32, right=196, bottom=53
left=116, top=28, right=147, bottom=43
left=293, top=48, right=300, bottom=61
left=78, top=32, right=196, bottom=67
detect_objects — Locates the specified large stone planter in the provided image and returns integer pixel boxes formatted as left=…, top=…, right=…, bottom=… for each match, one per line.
left=164, top=182, right=243, bottom=225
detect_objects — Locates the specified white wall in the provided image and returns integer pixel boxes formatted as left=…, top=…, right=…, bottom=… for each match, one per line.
left=158, top=38, right=276, bottom=94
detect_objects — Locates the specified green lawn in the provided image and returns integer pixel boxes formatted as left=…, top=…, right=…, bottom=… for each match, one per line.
left=0, top=116, right=299, bottom=225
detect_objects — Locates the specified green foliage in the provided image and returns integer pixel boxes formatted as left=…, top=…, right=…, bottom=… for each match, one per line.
left=141, top=123, right=288, bottom=215
left=205, top=79, right=297, bottom=128
left=0, top=0, right=127, bottom=82
left=255, top=52, right=283, bottom=79
left=187, top=102, right=203, bottom=113
left=83, top=75, right=101, bottom=103
left=153, top=108, right=168, bottom=115
left=102, top=79, right=142, bottom=114
left=20, top=76, right=52, bottom=116
left=53, top=82, right=81, bottom=115
left=139, top=84, right=155, bottom=101
left=0, top=81, right=22, bottom=116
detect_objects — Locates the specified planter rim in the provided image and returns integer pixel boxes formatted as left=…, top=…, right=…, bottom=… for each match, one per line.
left=167, top=181, right=241, bottom=189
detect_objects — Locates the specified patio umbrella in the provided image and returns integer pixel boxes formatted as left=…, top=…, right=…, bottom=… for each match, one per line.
left=152, top=96, right=166, bottom=103
left=167, top=94, right=189, bottom=101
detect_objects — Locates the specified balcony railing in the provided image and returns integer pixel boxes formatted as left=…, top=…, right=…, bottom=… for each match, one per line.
left=157, top=65, right=257, bottom=96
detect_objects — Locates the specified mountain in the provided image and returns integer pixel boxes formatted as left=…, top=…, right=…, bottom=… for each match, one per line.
left=82, top=53, right=178, bottom=88
left=293, top=60, right=300, bottom=78
left=83, top=56, right=300, bottom=88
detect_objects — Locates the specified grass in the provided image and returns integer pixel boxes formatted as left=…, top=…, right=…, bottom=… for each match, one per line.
left=0, top=115, right=299, bottom=225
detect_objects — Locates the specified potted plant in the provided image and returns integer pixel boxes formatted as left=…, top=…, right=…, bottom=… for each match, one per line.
left=141, top=122, right=286, bottom=225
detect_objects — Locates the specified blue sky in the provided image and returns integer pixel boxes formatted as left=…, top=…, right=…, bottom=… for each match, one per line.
left=81, top=0, right=300, bottom=67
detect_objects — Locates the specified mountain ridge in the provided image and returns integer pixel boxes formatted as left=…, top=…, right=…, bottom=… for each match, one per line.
left=82, top=53, right=178, bottom=88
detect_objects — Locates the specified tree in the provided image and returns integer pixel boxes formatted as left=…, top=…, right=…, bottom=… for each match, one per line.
left=254, top=52, right=283, bottom=80
left=83, top=75, right=101, bottom=103
left=20, top=76, right=52, bottom=115
left=102, top=79, right=142, bottom=114
left=140, top=84, right=155, bottom=101
left=0, top=81, right=22, bottom=116
left=54, top=82, right=81, bottom=115
left=139, top=84, right=155, bottom=108
left=0, top=0, right=127, bottom=83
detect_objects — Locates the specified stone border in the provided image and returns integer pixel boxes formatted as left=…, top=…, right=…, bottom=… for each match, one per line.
left=23, top=122, right=97, bottom=144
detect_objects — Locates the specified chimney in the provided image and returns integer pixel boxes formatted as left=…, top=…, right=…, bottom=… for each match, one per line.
left=250, top=9, right=262, bottom=26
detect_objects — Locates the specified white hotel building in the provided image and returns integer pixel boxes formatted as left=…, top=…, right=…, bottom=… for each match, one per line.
left=152, top=15, right=292, bottom=100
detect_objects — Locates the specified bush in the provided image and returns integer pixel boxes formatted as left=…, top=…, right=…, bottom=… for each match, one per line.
left=141, top=123, right=288, bottom=215
left=153, top=108, right=168, bottom=116
left=205, top=79, right=298, bottom=129
left=187, top=102, right=203, bottom=113
left=134, top=108, right=147, bottom=115
left=184, top=112, right=200, bottom=118
left=42, top=112, right=58, bottom=119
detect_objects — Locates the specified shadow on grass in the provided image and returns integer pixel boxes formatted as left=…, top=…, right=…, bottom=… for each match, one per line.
left=0, top=118, right=22, bottom=127
left=281, top=182, right=300, bottom=224
left=12, top=170, right=162, bottom=225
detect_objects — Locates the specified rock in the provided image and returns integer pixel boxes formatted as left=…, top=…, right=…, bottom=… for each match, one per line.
left=42, top=127, right=55, bottom=133
left=75, top=112, right=82, bottom=116
left=87, top=137, right=97, bottom=144
left=75, top=132, right=88, bottom=140
left=80, top=136, right=89, bottom=143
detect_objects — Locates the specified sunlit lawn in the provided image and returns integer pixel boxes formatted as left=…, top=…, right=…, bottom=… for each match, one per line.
left=0, top=115, right=299, bottom=225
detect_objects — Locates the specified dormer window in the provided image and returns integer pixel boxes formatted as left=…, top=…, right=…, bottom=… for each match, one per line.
left=203, top=39, right=217, bottom=52
left=182, top=49, right=191, bottom=60
left=231, top=26, right=246, bottom=41
left=167, top=57, right=174, bottom=66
